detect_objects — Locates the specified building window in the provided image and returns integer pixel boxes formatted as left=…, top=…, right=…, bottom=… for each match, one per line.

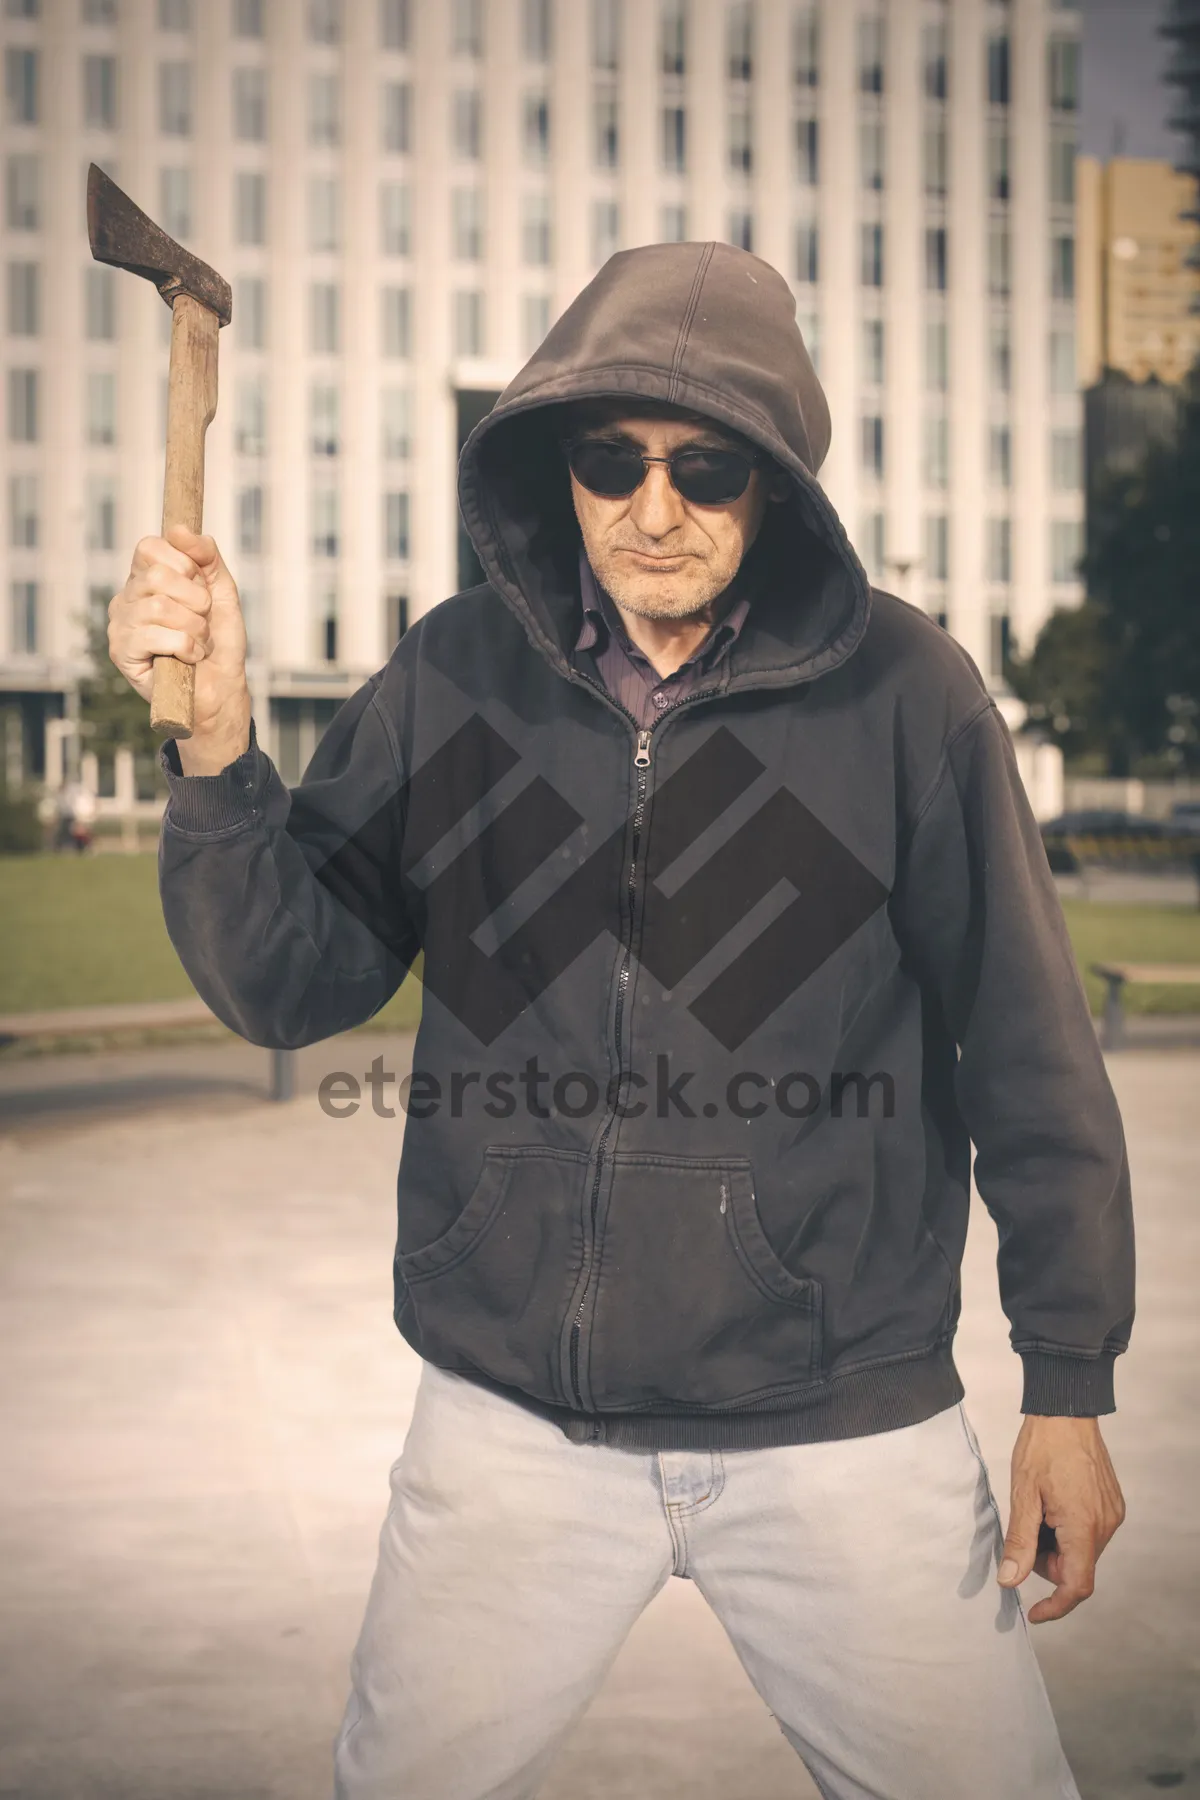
left=989, top=423, right=1011, bottom=488
left=660, top=203, right=687, bottom=244
left=1050, top=518, right=1083, bottom=582
left=523, top=0, right=551, bottom=62
left=523, top=92, right=550, bottom=165
left=592, top=199, right=620, bottom=266
left=793, top=6, right=819, bottom=87
left=1048, top=36, right=1079, bottom=111
left=452, top=0, right=483, bottom=58
left=9, top=473, right=37, bottom=547
left=234, top=170, right=266, bottom=245
left=795, top=219, right=819, bottom=284
left=83, top=0, right=118, bottom=20
left=84, top=54, right=118, bottom=130
left=987, top=516, right=1012, bottom=583
left=235, top=375, right=266, bottom=455
left=159, top=167, right=191, bottom=239
left=383, top=81, right=412, bottom=153
left=989, top=612, right=1011, bottom=679
left=987, top=35, right=1009, bottom=107
left=595, top=93, right=619, bottom=168
left=309, top=0, right=340, bottom=46
left=309, top=72, right=340, bottom=146
left=311, top=485, right=339, bottom=557
left=860, top=117, right=884, bottom=191
left=923, top=412, right=949, bottom=489
left=923, top=122, right=947, bottom=197
left=859, top=510, right=885, bottom=579
left=453, top=88, right=482, bottom=159
left=451, top=187, right=484, bottom=261
left=521, top=190, right=552, bottom=266
left=7, top=260, right=38, bottom=335
left=728, top=1, right=753, bottom=80
left=861, top=415, right=884, bottom=479
left=728, top=103, right=752, bottom=174
left=232, top=67, right=266, bottom=140
left=924, top=513, right=949, bottom=582
left=990, top=319, right=1012, bottom=392
left=861, top=222, right=884, bottom=287
left=382, top=285, right=412, bottom=357
left=5, top=49, right=38, bottom=125
left=235, top=275, right=266, bottom=349
left=987, top=221, right=1011, bottom=296
left=10, top=580, right=38, bottom=654
left=863, top=317, right=884, bottom=387
left=8, top=368, right=38, bottom=441
left=381, top=387, right=410, bottom=458
left=925, top=318, right=949, bottom=391
left=381, top=0, right=409, bottom=51
left=386, top=592, right=409, bottom=645
left=923, top=21, right=948, bottom=99
left=1051, top=427, right=1081, bottom=490
left=522, top=291, right=550, bottom=354
left=310, top=282, right=340, bottom=354
left=234, top=485, right=262, bottom=554
left=158, top=0, right=191, bottom=28
left=310, top=384, right=339, bottom=456
left=795, top=116, right=818, bottom=185
left=925, top=226, right=947, bottom=292
left=662, top=0, right=686, bottom=76
left=987, top=124, right=1010, bottom=201
left=6, top=154, right=39, bottom=229
left=86, top=370, right=115, bottom=444
left=797, top=307, right=819, bottom=374
left=86, top=475, right=117, bottom=551
left=1049, top=327, right=1075, bottom=393
left=308, top=177, right=340, bottom=253
left=1050, top=133, right=1076, bottom=206
left=158, top=61, right=193, bottom=135
left=858, top=13, right=884, bottom=94
left=593, top=0, right=620, bottom=71
left=728, top=208, right=753, bottom=253
left=1051, top=233, right=1075, bottom=300
left=384, top=490, right=409, bottom=559
left=380, top=181, right=410, bottom=256
left=321, top=603, right=338, bottom=665
left=234, top=0, right=263, bottom=39
left=453, top=289, right=485, bottom=356
left=662, top=105, right=686, bottom=173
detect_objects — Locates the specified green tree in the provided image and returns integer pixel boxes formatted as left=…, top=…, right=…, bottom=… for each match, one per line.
left=77, top=616, right=165, bottom=782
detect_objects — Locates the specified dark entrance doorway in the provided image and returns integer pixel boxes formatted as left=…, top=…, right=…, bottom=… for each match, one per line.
left=456, top=388, right=502, bottom=591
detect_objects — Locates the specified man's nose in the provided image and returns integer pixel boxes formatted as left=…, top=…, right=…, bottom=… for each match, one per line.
left=628, top=462, right=686, bottom=539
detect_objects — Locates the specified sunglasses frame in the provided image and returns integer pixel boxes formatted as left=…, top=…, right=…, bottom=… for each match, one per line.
left=563, top=434, right=763, bottom=506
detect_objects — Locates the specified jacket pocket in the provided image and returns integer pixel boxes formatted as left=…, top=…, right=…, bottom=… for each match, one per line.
left=396, top=1144, right=587, bottom=1406
left=585, top=1155, right=822, bottom=1410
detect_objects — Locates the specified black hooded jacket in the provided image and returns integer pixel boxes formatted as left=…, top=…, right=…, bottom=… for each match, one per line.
left=159, top=242, right=1134, bottom=1450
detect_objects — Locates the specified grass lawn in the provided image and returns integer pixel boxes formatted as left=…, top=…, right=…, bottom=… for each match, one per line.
left=3, top=853, right=1199, bottom=1028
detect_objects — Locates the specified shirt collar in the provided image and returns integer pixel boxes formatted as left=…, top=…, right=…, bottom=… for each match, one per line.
left=574, top=548, right=752, bottom=670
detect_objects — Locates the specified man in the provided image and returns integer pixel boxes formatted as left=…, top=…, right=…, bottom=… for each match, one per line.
left=109, top=242, right=1132, bottom=1800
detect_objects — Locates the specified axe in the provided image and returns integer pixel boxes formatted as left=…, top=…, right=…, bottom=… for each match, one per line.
left=87, top=163, right=232, bottom=739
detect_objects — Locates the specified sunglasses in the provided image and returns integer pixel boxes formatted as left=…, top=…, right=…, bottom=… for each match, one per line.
left=566, top=436, right=761, bottom=506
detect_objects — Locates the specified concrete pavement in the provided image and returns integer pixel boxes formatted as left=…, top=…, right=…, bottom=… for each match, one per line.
left=0, top=1033, right=1195, bottom=1799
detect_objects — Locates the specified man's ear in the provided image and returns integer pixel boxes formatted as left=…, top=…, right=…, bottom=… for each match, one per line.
left=767, top=468, right=792, bottom=504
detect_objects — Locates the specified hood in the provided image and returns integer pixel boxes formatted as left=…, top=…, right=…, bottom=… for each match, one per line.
left=458, top=240, right=872, bottom=693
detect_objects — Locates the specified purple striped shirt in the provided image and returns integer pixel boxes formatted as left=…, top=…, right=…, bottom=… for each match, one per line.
left=572, top=550, right=751, bottom=730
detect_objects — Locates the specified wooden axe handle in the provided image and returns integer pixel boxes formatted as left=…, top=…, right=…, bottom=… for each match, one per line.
left=152, top=293, right=219, bottom=738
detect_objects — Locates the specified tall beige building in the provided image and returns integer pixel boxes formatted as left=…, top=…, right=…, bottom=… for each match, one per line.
left=3, top=0, right=1084, bottom=791
left=1077, top=154, right=1200, bottom=387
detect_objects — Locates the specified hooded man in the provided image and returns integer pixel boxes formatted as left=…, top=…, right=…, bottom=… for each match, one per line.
left=109, top=243, right=1132, bottom=1800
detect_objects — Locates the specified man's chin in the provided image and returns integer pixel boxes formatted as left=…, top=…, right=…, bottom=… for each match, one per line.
left=602, top=572, right=726, bottom=620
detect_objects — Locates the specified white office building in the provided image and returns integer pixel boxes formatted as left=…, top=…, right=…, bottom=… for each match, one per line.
left=2, top=0, right=1083, bottom=791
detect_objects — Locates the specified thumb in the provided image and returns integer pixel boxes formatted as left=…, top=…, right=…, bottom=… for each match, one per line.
left=998, top=1488, right=1043, bottom=1587
left=164, top=524, right=224, bottom=574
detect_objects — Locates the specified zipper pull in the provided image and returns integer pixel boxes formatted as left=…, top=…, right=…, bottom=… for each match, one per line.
left=634, top=730, right=652, bottom=768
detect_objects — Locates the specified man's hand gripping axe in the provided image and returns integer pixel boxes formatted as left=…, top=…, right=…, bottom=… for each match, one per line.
left=87, top=163, right=232, bottom=739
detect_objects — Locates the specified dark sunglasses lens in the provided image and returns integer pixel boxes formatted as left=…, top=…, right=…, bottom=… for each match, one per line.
left=670, top=450, right=753, bottom=505
left=568, top=440, right=645, bottom=497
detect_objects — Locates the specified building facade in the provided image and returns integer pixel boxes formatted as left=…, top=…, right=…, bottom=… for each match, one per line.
left=1076, top=155, right=1200, bottom=387
left=2, top=0, right=1084, bottom=789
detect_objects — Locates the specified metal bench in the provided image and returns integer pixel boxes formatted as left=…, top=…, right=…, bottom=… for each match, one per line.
left=0, top=998, right=297, bottom=1101
left=1089, top=962, right=1200, bottom=1050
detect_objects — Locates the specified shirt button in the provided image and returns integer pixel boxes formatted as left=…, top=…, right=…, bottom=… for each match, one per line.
left=652, top=690, right=670, bottom=709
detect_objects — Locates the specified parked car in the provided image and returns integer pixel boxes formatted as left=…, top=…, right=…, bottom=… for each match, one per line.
left=1168, top=801, right=1200, bottom=836
left=1039, top=810, right=1172, bottom=874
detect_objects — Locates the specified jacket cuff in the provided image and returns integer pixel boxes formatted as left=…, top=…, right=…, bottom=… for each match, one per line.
left=1020, top=1350, right=1116, bottom=1416
left=160, top=719, right=264, bottom=834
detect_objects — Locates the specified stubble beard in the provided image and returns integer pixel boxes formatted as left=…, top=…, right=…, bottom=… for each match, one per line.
left=589, top=544, right=740, bottom=622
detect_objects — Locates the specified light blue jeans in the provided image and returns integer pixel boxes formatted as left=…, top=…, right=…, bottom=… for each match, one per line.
left=333, top=1361, right=1080, bottom=1800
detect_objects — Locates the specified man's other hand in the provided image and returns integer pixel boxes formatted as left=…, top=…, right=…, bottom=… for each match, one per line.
left=997, top=1415, right=1126, bottom=1624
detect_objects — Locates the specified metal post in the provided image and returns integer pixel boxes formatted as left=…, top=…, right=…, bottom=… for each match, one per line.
left=269, top=1047, right=296, bottom=1102
left=1101, top=974, right=1126, bottom=1052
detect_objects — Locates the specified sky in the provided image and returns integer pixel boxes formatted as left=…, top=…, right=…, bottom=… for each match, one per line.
left=1082, top=0, right=1184, bottom=163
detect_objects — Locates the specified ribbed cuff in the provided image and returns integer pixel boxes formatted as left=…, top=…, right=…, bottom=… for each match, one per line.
left=1020, top=1350, right=1117, bottom=1417
left=161, top=719, right=263, bottom=834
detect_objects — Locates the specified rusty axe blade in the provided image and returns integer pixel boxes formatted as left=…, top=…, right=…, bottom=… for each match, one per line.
left=86, top=163, right=232, bottom=739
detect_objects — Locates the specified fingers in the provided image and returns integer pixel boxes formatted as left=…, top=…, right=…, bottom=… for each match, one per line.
left=1026, top=1529, right=1097, bottom=1624
left=130, top=532, right=199, bottom=580
left=163, top=524, right=230, bottom=583
left=997, top=1484, right=1043, bottom=1589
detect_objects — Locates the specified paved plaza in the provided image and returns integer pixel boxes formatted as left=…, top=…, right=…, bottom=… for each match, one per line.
left=0, top=1032, right=1196, bottom=1799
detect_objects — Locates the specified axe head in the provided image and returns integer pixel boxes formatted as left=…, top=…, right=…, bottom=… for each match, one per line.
left=87, top=162, right=232, bottom=326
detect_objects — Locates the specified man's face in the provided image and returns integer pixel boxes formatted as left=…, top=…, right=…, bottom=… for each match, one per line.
left=567, top=406, right=777, bottom=620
